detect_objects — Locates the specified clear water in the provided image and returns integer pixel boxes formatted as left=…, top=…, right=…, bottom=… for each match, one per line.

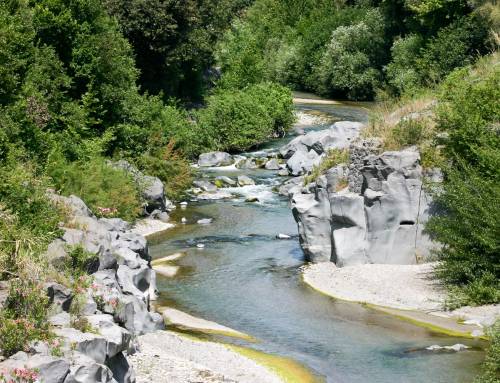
left=151, top=101, right=486, bottom=383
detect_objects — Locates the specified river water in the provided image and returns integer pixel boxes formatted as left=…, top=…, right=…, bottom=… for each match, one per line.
left=151, top=100, right=485, bottom=383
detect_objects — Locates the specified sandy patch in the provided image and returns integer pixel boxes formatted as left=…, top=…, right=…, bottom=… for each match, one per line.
left=151, top=252, right=186, bottom=265
left=153, top=264, right=180, bottom=278
left=128, top=331, right=282, bottom=383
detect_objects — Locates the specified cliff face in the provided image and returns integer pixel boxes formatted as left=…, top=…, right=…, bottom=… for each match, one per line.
left=288, top=139, right=438, bottom=266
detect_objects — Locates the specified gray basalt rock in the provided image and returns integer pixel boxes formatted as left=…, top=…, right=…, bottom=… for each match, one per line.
left=63, top=353, right=116, bottom=383
left=198, top=152, right=233, bottom=167
left=286, top=148, right=323, bottom=176
left=116, top=264, right=152, bottom=301
left=114, top=295, right=164, bottom=335
left=112, top=160, right=167, bottom=214
left=290, top=146, right=436, bottom=266
left=280, top=121, right=364, bottom=159
left=46, top=282, right=74, bottom=312
left=45, top=239, right=70, bottom=268
left=54, top=328, right=108, bottom=364
left=0, top=354, right=70, bottom=383
left=85, top=315, right=131, bottom=358
left=235, top=158, right=258, bottom=169
left=106, top=353, right=136, bottom=383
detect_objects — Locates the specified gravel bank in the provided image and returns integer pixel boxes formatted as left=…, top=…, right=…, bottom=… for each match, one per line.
left=129, top=331, right=283, bottom=383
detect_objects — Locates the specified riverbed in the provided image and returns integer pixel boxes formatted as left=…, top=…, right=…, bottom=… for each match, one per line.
left=150, top=100, right=485, bottom=383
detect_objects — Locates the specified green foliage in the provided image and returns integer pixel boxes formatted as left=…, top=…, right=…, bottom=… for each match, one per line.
left=0, top=279, right=51, bottom=357
left=47, top=156, right=142, bottom=221
left=386, top=35, right=425, bottom=94
left=196, top=83, right=294, bottom=152
left=103, top=0, right=250, bottom=100
left=474, top=321, right=500, bottom=383
left=135, top=141, right=194, bottom=201
left=314, top=10, right=386, bottom=100
left=65, top=246, right=99, bottom=277
left=426, top=56, right=500, bottom=306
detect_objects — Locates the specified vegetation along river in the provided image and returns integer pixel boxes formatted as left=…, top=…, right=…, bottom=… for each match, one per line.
left=150, top=98, right=485, bottom=383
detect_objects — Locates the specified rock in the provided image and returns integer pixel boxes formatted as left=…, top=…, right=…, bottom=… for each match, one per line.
left=63, top=352, right=116, bottom=383
left=0, top=355, right=70, bottom=383
left=85, top=315, right=131, bottom=358
left=98, top=218, right=130, bottom=232
left=45, top=239, right=70, bottom=269
left=181, top=217, right=187, bottom=224
left=235, top=158, right=258, bottom=169
left=215, top=176, right=237, bottom=187
left=107, top=353, right=135, bottom=383
left=196, top=244, right=205, bottom=249
left=114, top=232, right=149, bottom=262
left=198, top=152, right=233, bottom=167
left=265, top=158, right=280, bottom=170
left=237, top=175, right=255, bottom=186
left=286, top=149, right=323, bottom=176
left=289, top=147, right=436, bottom=266
left=28, top=341, right=50, bottom=355
left=46, top=282, right=74, bottom=312
left=114, top=248, right=147, bottom=270
left=49, top=312, right=71, bottom=328
left=197, top=218, right=213, bottom=225
left=49, top=193, right=94, bottom=218
left=426, top=344, right=470, bottom=352
left=193, top=180, right=218, bottom=192
left=116, top=265, right=152, bottom=301
left=278, top=169, right=289, bottom=176
left=112, top=160, right=167, bottom=214
left=114, top=296, right=164, bottom=335
left=80, top=295, right=98, bottom=316
left=280, top=121, right=363, bottom=159
left=54, top=328, right=108, bottom=364
left=245, top=197, right=259, bottom=202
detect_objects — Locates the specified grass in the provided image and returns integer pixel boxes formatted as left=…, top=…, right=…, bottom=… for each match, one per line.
left=303, top=149, right=349, bottom=185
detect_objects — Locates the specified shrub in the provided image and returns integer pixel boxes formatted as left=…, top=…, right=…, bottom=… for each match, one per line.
left=196, top=82, right=294, bottom=152
left=385, top=35, right=425, bottom=95
left=47, top=155, right=142, bottom=222
left=0, top=279, right=52, bottom=357
left=474, top=321, right=500, bottom=383
left=313, top=10, right=385, bottom=100
left=65, top=246, right=99, bottom=277
left=135, top=141, right=194, bottom=201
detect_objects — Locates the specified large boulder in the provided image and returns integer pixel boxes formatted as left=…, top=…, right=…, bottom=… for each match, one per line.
left=112, top=160, right=168, bottom=214
left=114, top=295, right=164, bottom=335
left=85, top=315, right=131, bottom=359
left=280, top=121, right=364, bottom=159
left=54, top=328, right=108, bottom=364
left=63, top=352, right=117, bottom=383
left=286, top=148, right=323, bottom=176
left=198, top=152, right=233, bottom=167
left=289, top=146, right=436, bottom=266
left=0, top=354, right=70, bottom=383
left=106, top=353, right=135, bottom=383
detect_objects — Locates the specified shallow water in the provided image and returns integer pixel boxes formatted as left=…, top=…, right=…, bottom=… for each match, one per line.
left=152, top=101, right=485, bottom=383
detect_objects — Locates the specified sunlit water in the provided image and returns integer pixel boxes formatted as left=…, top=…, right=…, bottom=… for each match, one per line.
left=151, top=100, right=485, bottom=383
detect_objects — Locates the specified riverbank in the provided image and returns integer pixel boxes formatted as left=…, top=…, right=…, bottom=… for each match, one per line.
left=129, top=330, right=282, bottom=383
left=303, top=262, right=500, bottom=338
left=129, top=330, right=320, bottom=383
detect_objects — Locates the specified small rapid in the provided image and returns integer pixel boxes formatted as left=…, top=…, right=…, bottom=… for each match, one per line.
left=151, top=99, right=485, bottom=383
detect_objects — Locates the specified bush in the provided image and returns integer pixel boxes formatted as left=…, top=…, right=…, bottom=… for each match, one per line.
left=427, top=166, right=499, bottom=300
left=0, top=279, right=51, bottom=357
left=196, top=82, right=294, bottom=152
left=304, top=149, right=349, bottom=185
left=135, top=141, right=194, bottom=201
left=474, top=321, right=500, bottom=383
left=385, top=35, right=425, bottom=95
left=65, top=246, right=99, bottom=277
left=313, top=9, right=386, bottom=100
left=47, top=155, right=142, bottom=221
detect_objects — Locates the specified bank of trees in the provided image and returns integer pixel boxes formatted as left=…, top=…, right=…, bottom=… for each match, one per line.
left=216, top=0, right=496, bottom=100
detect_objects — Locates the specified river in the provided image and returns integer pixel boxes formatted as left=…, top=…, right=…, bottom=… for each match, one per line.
left=150, top=98, right=485, bottom=383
